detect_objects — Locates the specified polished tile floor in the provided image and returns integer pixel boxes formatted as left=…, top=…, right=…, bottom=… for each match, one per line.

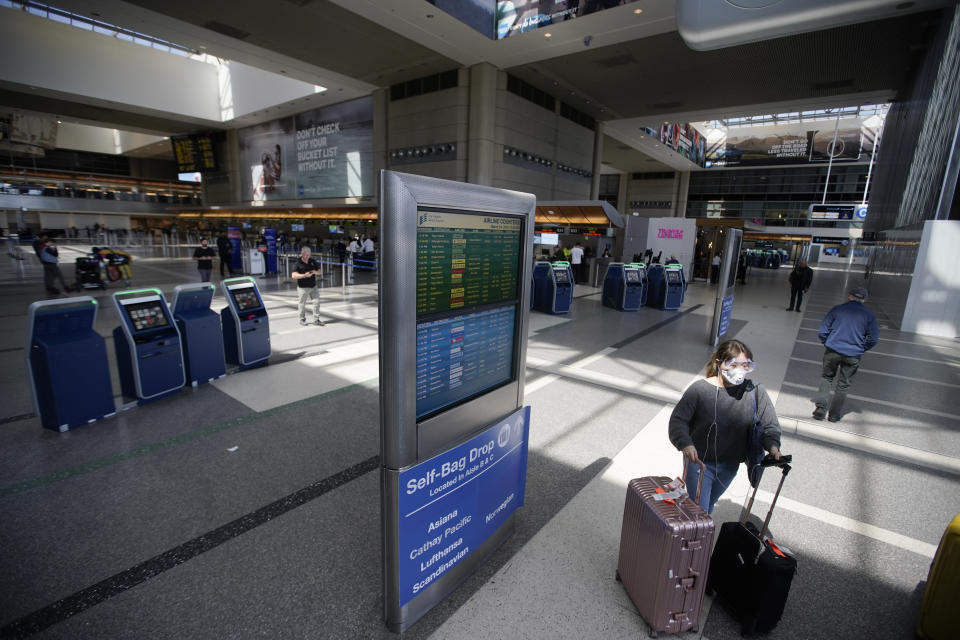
left=1, top=242, right=957, bottom=639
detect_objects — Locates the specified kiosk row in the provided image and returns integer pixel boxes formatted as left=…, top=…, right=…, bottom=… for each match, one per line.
left=602, top=263, right=686, bottom=312
left=26, top=277, right=270, bottom=432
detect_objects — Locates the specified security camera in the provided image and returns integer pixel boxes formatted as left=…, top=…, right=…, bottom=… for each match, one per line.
left=584, top=35, right=593, bottom=47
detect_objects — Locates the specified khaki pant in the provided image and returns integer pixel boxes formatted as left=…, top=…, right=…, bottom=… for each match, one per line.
left=298, top=285, right=319, bottom=321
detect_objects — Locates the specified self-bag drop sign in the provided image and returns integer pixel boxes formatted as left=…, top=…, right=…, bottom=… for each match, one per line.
left=397, top=406, right=530, bottom=606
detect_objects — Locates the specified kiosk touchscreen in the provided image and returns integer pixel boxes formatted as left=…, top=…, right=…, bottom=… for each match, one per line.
left=380, top=171, right=534, bottom=633
left=27, top=298, right=115, bottom=431
left=172, top=283, right=226, bottom=385
left=113, top=290, right=185, bottom=404
left=220, top=277, right=270, bottom=370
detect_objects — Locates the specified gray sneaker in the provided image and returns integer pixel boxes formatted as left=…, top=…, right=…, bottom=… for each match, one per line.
left=299, top=318, right=307, bottom=326
left=314, top=319, right=326, bottom=326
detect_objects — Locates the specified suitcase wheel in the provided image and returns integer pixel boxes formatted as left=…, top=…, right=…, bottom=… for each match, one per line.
left=615, top=569, right=621, bottom=582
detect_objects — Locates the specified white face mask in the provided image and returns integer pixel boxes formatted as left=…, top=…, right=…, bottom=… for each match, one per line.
left=720, top=369, right=746, bottom=386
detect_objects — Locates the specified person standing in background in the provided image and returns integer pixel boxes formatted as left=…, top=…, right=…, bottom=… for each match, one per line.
left=39, top=238, right=70, bottom=295
left=812, top=287, right=879, bottom=422
left=217, top=234, right=232, bottom=277
left=570, top=242, right=584, bottom=283
left=291, top=246, right=325, bottom=326
left=711, top=252, right=722, bottom=284
left=787, top=259, right=813, bottom=312
left=193, top=238, right=216, bottom=282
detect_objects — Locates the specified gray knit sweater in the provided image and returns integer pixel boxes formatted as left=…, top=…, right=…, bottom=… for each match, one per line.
left=668, top=378, right=781, bottom=465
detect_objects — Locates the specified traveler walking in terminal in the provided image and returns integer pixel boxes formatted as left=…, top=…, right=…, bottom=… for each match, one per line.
left=737, top=250, right=748, bottom=284
left=39, top=237, right=70, bottom=295
left=292, top=246, right=325, bottom=326
left=787, top=259, right=813, bottom=312
left=570, top=242, right=584, bottom=283
left=193, top=238, right=216, bottom=282
left=812, top=287, right=879, bottom=422
left=669, top=339, right=784, bottom=514
left=711, top=252, right=722, bottom=284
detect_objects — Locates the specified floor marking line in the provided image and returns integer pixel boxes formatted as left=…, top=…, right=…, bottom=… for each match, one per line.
left=794, top=340, right=960, bottom=367
left=0, top=456, right=379, bottom=639
left=788, top=356, right=960, bottom=388
left=781, top=381, right=960, bottom=420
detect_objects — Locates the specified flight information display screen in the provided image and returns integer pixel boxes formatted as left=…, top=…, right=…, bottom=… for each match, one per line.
left=415, top=209, right=523, bottom=419
left=415, top=305, right=515, bottom=418
left=123, top=300, right=169, bottom=332
left=416, top=210, right=522, bottom=315
left=625, top=269, right=640, bottom=283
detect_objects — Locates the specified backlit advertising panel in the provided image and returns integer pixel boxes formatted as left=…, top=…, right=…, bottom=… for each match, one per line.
left=705, top=119, right=875, bottom=168
left=238, top=97, right=373, bottom=201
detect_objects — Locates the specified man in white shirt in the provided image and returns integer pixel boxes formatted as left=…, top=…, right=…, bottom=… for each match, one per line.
left=570, top=242, right=584, bottom=284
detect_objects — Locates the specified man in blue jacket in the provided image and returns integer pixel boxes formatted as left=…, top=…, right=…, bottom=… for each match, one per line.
left=813, top=287, right=879, bottom=422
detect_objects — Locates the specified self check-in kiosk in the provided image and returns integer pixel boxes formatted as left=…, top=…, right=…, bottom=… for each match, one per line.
left=379, top=171, right=535, bottom=633
left=26, top=298, right=115, bottom=431
left=601, top=262, right=645, bottom=311
left=646, top=264, right=686, bottom=310
left=533, top=260, right=573, bottom=314
left=113, top=289, right=186, bottom=404
left=220, top=276, right=270, bottom=370
left=171, top=283, right=226, bottom=385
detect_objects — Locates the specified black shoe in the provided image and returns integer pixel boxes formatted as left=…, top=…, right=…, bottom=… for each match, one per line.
left=314, top=319, right=325, bottom=326
left=827, top=414, right=841, bottom=422
left=812, top=407, right=826, bottom=420
left=795, top=307, right=801, bottom=312
left=786, top=307, right=793, bottom=311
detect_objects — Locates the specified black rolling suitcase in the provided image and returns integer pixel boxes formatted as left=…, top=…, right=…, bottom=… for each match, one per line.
left=706, top=455, right=796, bottom=635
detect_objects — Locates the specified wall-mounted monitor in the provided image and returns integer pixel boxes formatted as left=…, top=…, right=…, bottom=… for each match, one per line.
left=539, top=232, right=559, bottom=246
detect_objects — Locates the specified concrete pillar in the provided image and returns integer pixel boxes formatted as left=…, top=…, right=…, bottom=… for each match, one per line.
left=467, top=63, right=498, bottom=186
left=373, top=88, right=388, bottom=190
left=617, top=170, right=629, bottom=212
left=674, top=171, right=690, bottom=217
left=590, top=121, right=605, bottom=199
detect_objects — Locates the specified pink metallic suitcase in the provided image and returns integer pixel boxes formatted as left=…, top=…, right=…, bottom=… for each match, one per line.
left=616, top=460, right=714, bottom=637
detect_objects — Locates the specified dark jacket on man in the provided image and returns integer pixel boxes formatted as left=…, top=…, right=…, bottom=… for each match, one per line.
left=789, top=264, right=813, bottom=289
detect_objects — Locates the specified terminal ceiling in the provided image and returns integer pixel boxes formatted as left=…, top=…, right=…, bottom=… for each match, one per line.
left=1, top=0, right=950, bottom=173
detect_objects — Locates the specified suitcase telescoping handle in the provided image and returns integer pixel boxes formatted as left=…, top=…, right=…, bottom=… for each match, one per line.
left=682, top=458, right=707, bottom=505
left=740, top=454, right=793, bottom=541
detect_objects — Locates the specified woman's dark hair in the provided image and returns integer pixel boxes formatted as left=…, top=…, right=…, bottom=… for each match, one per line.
left=706, top=339, right=754, bottom=377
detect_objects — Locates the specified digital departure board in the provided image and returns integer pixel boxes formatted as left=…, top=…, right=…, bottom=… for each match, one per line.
left=416, top=210, right=522, bottom=316
left=171, top=133, right=218, bottom=173
left=416, top=305, right=515, bottom=417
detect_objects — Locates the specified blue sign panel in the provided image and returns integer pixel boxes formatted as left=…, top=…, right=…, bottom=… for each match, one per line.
left=264, top=228, right=277, bottom=273
left=228, top=226, right=243, bottom=272
left=397, top=406, right=530, bottom=607
left=415, top=305, right=515, bottom=418
left=717, top=295, right=734, bottom=340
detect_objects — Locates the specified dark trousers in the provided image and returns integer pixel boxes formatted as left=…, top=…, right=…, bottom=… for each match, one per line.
left=42, top=263, right=67, bottom=291
left=789, top=286, right=805, bottom=309
left=199, top=267, right=212, bottom=282
left=219, top=254, right=230, bottom=276
left=814, top=348, right=861, bottom=417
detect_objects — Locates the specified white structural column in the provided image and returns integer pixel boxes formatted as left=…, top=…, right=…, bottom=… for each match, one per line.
left=467, top=63, right=498, bottom=186
left=900, top=219, right=960, bottom=338
left=590, top=121, right=605, bottom=199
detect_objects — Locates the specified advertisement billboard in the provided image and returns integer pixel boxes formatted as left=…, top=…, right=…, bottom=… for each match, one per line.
left=705, top=119, right=875, bottom=168
left=648, top=123, right=707, bottom=167
left=427, top=1, right=641, bottom=40
left=238, top=96, right=374, bottom=201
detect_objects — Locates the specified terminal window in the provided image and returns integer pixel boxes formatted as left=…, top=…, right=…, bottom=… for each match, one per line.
left=414, top=209, right=524, bottom=419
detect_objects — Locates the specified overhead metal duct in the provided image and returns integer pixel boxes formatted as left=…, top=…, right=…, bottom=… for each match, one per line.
left=676, top=0, right=953, bottom=51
